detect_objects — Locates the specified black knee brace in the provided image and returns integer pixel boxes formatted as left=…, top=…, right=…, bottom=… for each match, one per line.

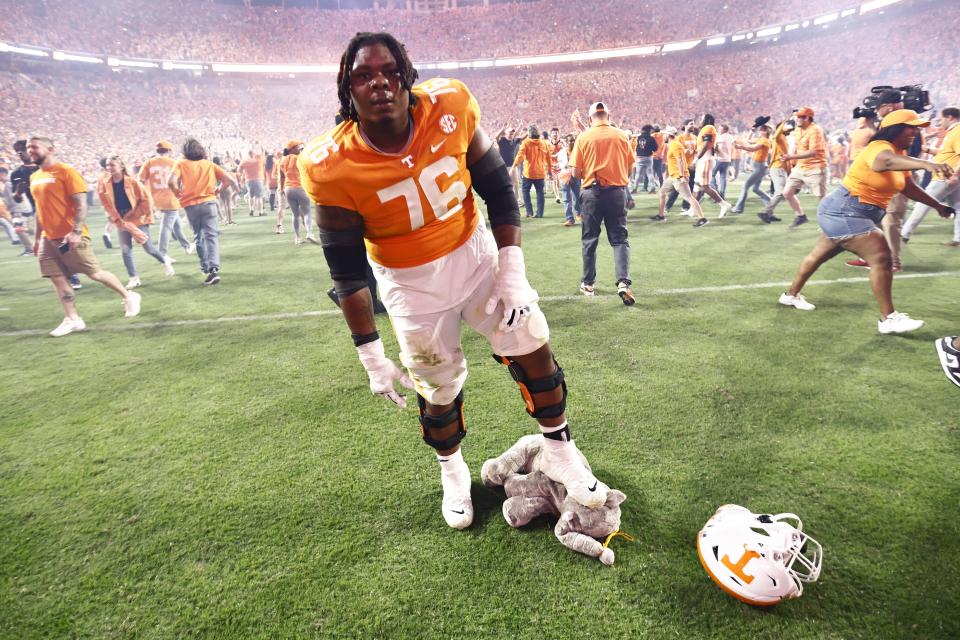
left=417, top=391, right=466, bottom=451
left=493, top=354, right=567, bottom=419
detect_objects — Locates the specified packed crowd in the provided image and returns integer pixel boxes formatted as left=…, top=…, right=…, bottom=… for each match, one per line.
left=1, top=0, right=875, bottom=63
left=1, top=1, right=957, bottom=175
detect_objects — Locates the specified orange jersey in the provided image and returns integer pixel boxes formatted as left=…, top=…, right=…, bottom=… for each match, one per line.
left=280, top=153, right=303, bottom=189
left=696, top=124, right=717, bottom=154
left=795, top=124, right=827, bottom=170
left=933, top=123, right=960, bottom=179
left=138, top=156, right=181, bottom=210
left=267, top=157, right=280, bottom=188
left=513, top=137, right=550, bottom=179
left=751, top=137, right=771, bottom=164
left=172, top=159, right=228, bottom=208
left=842, top=141, right=907, bottom=208
left=300, top=77, right=481, bottom=270
left=550, top=141, right=563, bottom=171
left=240, top=156, right=265, bottom=182
left=30, top=162, right=89, bottom=239
left=653, top=132, right=666, bottom=160
left=769, top=123, right=792, bottom=171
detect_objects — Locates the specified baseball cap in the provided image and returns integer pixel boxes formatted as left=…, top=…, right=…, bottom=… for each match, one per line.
left=589, top=102, right=608, bottom=116
left=156, top=140, right=173, bottom=150
left=664, top=126, right=678, bottom=136
left=285, top=139, right=303, bottom=151
left=880, top=109, right=930, bottom=129
left=796, top=107, right=815, bottom=118
left=877, top=89, right=903, bottom=106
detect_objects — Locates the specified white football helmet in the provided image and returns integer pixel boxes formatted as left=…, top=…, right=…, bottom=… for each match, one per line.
left=697, top=504, right=822, bottom=606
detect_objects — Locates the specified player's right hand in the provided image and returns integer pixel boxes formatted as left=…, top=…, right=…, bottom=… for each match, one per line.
left=356, top=338, right=414, bottom=408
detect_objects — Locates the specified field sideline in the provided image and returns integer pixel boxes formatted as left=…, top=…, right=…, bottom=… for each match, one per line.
left=1, top=184, right=958, bottom=639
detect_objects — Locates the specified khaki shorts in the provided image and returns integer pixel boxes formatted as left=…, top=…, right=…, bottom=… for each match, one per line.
left=659, top=177, right=694, bottom=200
left=785, top=168, right=827, bottom=197
left=38, top=236, right=101, bottom=278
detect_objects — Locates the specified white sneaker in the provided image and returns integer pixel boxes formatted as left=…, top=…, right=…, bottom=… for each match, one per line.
left=123, top=291, right=142, bottom=318
left=718, top=201, right=733, bottom=218
left=162, top=256, right=175, bottom=277
left=294, top=237, right=304, bottom=246
left=579, top=283, right=595, bottom=297
left=126, top=276, right=141, bottom=289
left=49, top=317, right=85, bottom=337
left=166, top=255, right=177, bottom=264
left=185, top=243, right=196, bottom=255
left=439, top=455, right=474, bottom=530
left=779, top=292, right=816, bottom=311
left=878, top=311, right=924, bottom=335
left=306, top=234, right=320, bottom=244
left=540, top=438, right=607, bottom=508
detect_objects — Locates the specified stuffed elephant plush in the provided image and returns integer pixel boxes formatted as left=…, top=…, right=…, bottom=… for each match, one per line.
left=481, top=434, right=627, bottom=565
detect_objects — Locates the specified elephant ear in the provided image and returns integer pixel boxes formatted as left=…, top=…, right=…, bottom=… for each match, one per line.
left=605, top=490, right=626, bottom=508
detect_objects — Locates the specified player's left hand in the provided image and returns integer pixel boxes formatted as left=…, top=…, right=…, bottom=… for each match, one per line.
left=485, top=246, right=539, bottom=333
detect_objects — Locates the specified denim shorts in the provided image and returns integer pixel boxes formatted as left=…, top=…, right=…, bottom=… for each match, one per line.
left=817, top=186, right=885, bottom=240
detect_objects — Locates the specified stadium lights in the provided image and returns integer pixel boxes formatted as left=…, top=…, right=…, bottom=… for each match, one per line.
left=860, top=0, right=901, bottom=13
left=731, top=34, right=747, bottom=42
left=841, top=8, right=857, bottom=16
left=706, top=37, right=726, bottom=46
left=0, top=42, right=49, bottom=57
left=107, top=57, right=159, bottom=68
left=494, top=45, right=657, bottom=68
left=52, top=51, right=103, bottom=64
left=210, top=62, right=338, bottom=73
left=755, top=26, right=781, bottom=38
left=660, top=40, right=701, bottom=52
left=813, top=12, right=839, bottom=25
left=162, top=61, right=204, bottom=71
left=784, top=23, right=800, bottom=31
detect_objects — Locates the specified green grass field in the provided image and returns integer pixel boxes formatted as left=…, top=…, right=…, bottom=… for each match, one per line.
left=1, top=183, right=958, bottom=639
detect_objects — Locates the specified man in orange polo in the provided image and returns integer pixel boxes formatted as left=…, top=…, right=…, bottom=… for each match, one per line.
left=28, top=137, right=140, bottom=336
left=779, top=106, right=828, bottom=229
left=568, top=101, right=636, bottom=305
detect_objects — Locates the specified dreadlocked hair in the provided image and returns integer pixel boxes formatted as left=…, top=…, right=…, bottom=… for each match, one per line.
left=337, top=32, right=419, bottom=123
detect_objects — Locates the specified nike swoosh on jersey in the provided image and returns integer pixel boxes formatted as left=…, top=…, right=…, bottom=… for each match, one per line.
left=430, top=139, right=447, bottom=153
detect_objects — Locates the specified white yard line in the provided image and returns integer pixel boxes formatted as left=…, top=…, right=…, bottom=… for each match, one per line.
left=2, top=270, right=957, bottom=338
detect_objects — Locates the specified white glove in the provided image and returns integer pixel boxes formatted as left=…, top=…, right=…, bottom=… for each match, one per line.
left=484, top=246, right=539, bottom=333
left=356, top=338, right=415, bottom=408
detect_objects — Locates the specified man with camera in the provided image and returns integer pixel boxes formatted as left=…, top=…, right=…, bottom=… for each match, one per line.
left=901, top=105, right=960, bottom=248
left=847, top=89, right=913, bottom=269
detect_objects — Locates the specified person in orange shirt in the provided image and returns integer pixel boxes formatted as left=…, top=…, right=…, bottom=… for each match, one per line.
left=568, top=101, right=636, bottom=304
left=280, top=140, right=317, bottom=245
left=302, top=32, right=606, bottom=530
left=168, top=137, right=239, bottom=285
left=512, top=125, right=550, bottom=218
left=548, top=127, right=563, bottom=205
left=777, top=106, right=828, bottom=229
left=239, top=149, right=266, bottom=217
left=266, top=150, right=283, bottom=232
left=27, top=137, right=140, bottom=336
left=664, top=121, right=698, bottom=213
left=829, top=137, right=849, bottom=184
left=848, top=117, right=876, bottom=164
left=139, top=140, right=193, bottom=261
left=732, top=125, right=773, bottom=214
left=779, top=110, right=955, bottom=334
left=903, top=105, right=960, bottom=247
left=654, top=126, right=708, bottom=227
left=99, top=156, right=173, bottom=288
left=692, top=114, right=734, bottom=218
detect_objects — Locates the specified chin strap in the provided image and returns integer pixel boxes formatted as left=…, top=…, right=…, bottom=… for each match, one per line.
left=602, top=530, right=636, bottom=549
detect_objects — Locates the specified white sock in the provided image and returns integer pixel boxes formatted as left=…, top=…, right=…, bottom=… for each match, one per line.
left=438, top=449, right=470, bottom=493
left=540, top=421, right=573, bottom=449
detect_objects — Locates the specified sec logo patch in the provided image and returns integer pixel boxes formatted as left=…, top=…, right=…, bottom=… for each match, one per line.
left=439, top=114, right=458, bottom=134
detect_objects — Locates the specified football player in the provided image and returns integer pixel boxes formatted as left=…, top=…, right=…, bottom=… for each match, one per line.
left=300, top=32, right=607, bottom=530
